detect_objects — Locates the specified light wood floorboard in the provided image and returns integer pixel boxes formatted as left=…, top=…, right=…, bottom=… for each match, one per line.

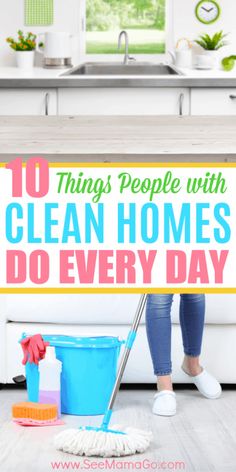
left=1, top=116, right=236, bottom=161
left=0, top=388, right=236, bottom=472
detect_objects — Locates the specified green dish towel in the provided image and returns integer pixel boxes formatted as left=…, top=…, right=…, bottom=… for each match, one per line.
left=25, top=0, right=54, bottom=26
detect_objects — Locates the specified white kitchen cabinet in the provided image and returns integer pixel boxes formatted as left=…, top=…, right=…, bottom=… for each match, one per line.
left=191, top=88, right=236, bottom=115
left=58, top=88, right=190, bottom=116
left=0, top=89, right=57, bottom=115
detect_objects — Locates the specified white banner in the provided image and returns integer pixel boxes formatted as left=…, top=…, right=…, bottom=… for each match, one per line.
left=0, top=160, right=235, bottom=292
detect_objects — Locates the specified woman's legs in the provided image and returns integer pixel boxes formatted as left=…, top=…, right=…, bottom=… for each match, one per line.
left=179, top=294, right=205, bottom=376
left=179, top=293, right=221, bottom=398
left=145, top=294, right=173, bottom=391
left=146, top=293, right=220, bottom=409
left=146, top=293, right=205, bottom=388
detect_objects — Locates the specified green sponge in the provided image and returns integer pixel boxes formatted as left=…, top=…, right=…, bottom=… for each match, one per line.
left=221, top=56, right=236, bottom=71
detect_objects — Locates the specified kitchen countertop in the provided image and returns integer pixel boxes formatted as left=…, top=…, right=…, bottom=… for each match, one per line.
left=0, top=66, right=236, bottom=87
left=0, top=115, right=236, bottom=162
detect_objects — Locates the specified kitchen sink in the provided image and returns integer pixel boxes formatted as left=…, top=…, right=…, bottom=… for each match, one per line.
left=62, top=63, right=180, bottom=76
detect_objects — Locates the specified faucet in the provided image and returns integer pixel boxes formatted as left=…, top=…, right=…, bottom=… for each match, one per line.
left=118, top=30, right=135, bottom=65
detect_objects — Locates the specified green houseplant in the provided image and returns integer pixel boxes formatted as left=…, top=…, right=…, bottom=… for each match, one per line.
left=6, top=30, right=37, bottom=69
left=195, top=31, right=228, bottom=51
left=194, top=31, right=228, bottom=69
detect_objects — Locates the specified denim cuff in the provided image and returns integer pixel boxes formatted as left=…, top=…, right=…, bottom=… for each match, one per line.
left=154, top=370, right=172, bottom=376
left=184, top=351, right=201, bottom=357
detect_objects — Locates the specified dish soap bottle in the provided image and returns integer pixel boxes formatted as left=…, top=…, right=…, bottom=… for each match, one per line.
left=39, top=346, right=62, bottom=417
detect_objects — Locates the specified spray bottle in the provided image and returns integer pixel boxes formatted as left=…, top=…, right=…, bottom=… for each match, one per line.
left=39, top=346, right=62, bottom=417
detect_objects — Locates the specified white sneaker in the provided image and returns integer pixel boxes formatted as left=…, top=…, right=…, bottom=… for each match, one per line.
left=152, top=390, right=176, bottom=416
left=182, top=367, right=222, bottom=399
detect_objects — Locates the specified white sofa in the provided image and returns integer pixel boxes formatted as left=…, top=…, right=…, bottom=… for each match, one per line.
left=0, top=294, right=236, bottom=385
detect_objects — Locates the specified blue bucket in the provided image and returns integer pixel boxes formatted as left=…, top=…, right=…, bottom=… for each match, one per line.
left=23, top=334, right=123, bottom=416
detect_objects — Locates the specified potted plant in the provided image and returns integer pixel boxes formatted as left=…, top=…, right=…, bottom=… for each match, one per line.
left=195, top=31, right=228, bottom=68
left=6, top=30, right=37, bottom=69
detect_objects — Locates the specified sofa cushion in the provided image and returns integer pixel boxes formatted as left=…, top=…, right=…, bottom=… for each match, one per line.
left=5, top=294, right=236, bottom=325
left=6, top=294, right=141, bottom=325
left=6, top=322, right=236, bottom=384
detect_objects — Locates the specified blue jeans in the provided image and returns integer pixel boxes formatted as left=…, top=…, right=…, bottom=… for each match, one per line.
left=146, top=294, right=205, bottom=376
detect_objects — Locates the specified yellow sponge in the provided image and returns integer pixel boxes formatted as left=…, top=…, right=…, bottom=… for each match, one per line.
left=12, top=402, right=58, bottom=421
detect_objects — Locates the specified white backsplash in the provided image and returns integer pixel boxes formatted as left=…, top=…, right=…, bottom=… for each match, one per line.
left=0, top=0, right=236, bottom=67
left=0, top=0, right=81, bottom=67
left=173, top=0, right=236, bottom=61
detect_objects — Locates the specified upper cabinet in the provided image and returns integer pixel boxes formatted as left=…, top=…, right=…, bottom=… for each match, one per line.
left=0, top=89, right=57, bottom=116
left=58, top=88, right=190, bottom=116
left=191, top=89, right=236, bottom=115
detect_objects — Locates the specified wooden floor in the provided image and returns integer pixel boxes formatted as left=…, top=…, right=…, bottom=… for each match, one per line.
left=0, top=388, right=236, bottom=472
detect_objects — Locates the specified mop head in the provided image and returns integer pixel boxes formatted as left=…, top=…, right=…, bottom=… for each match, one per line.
left=54, top=425, right=152, bottom=457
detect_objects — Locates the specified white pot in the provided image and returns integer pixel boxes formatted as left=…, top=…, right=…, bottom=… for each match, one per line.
left=205, top=50, right=219, bottom=69
left=15, top=50, right=35, bottom=69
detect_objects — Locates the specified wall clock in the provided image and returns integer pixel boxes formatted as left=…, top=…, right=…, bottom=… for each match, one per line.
left=195, top=1, right=221, bottom=24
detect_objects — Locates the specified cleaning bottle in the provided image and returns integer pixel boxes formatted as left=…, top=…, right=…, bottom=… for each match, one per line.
left=39, top=346, right=62, bottom=417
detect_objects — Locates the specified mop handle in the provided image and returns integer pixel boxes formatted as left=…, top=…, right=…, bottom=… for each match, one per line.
left=102, top=294, right=147, bottom=428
